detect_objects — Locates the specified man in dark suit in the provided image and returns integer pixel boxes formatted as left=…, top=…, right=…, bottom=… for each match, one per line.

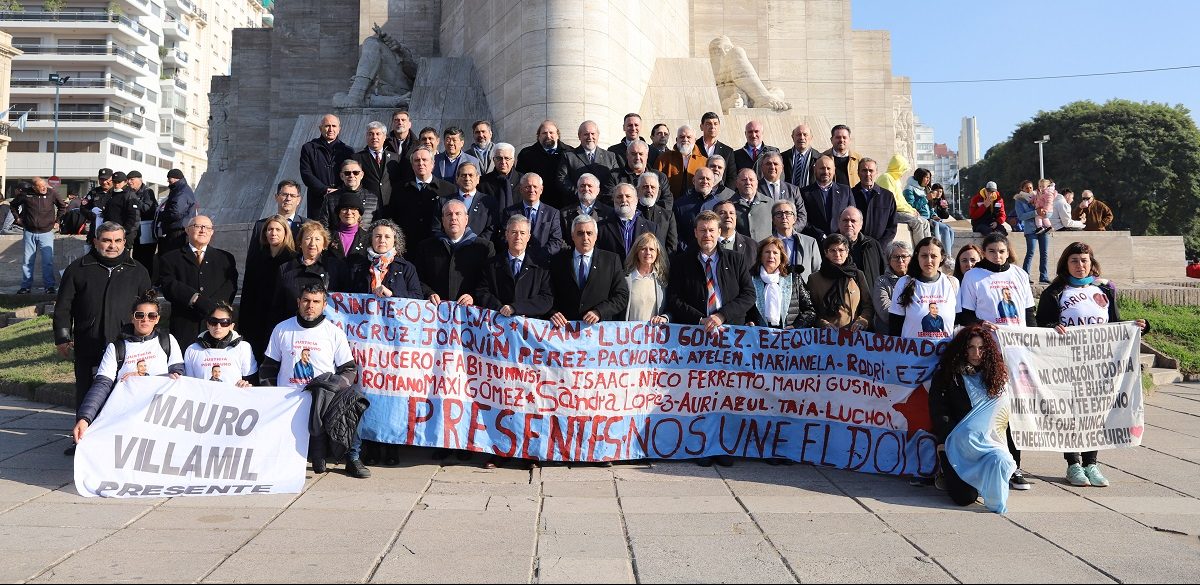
left=157, top=215, right=238, bottom=342
left=712, top=199, right=758, bottom=269
left=479, top=143, right=523, bottom=211
left=614, top=140, right=673, bottom=211
left=669, top=210, right=754, bottom=328
left=298, top=114, right=354, bottom=219
left=635, top=173, right=678, bottom=253
left=560, top=174, right=614, bottom=238
left=556, top=120, right=621, bottom=204
left=354, top=121, right=405, bottom=221
left=732, top=120, right=771, bottom=174
left=674, top=167, right=725, bottom=251
left=475, top=214, right=554, bottom=319
left=647, top=123, right=671, bottom=168
left=697, top=112, right=737, bottom=189
left=769, top=200, right=822, bottom=283
left=756, top=151, right=806, bottom=232
left=781, top=123, right=821, bottom=189
left=383, top=110, right=417, bottom=167
left=247, top=180, right=307, bottom=262
left=606, top=113, right=645, bottom=170
left=839, top=206, right=886, bottom=289
left=500, top=173, right=564, bottom=265
left=596, top=184, right=657, bottom=263
left=390, top=146, right=455, bottom=246
left=438, top=162, right=497, bottom=242
left=549, top=214, right=629, bottom=326
left=516, top=120, right=573, bottom=209
left=800, top=155, right=854, bottom=242
left=413, top=200, right=495, bottom=304
left=850, top=158, right=898, bottom=244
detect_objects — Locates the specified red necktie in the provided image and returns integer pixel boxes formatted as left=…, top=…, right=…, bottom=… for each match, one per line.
left=705, top=257, right=718, bottom=315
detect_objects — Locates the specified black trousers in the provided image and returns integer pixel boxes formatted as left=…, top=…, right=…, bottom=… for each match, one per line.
left=940, top=451, right=979, bottom=507
left=1065, top=451, right=1098, bottom=466
left=1006, top=427, right=1021, bottom=468
left=73, top=353, right=102, bottom=411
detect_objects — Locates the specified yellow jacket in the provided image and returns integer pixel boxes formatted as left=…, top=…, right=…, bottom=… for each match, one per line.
left=877, top=153, right=917, bottom=215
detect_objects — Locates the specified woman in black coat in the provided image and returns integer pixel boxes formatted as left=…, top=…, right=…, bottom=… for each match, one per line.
left=273, top=221, right=348, bottom=327
left=240, top=215, right=296, bottom=360
left=347, top=219, right=422, bottom=299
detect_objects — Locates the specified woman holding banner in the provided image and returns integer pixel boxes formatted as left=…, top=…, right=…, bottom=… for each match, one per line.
left=183, top=302, right=257, bottom=388
left=808, top=233, right=873, bottom=331
left=624, top=232, right=670, bottom=324
left=1035, top=241, right=1149, bottom=488
left=72, top=291, right=185, bottom=445
left=957, top=232, right=1036, bottom=490
left=928, top=324, right=1016, bottom=513
left=889, top=237, right=957, bottom=339
left=746, top=237, right=815, bottom=329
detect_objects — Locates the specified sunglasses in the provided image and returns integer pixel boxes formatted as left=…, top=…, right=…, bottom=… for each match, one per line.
left=133, top=311, right=159, bottom=320
left=207, top=317, right=234, bottom=326
left=341, top=170, right=362, bottom=176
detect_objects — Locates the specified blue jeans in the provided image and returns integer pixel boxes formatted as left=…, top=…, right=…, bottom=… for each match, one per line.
left=21, top=230, right=56, bottom=289
left=930, top=221, right=954, bottom=256
left=1023, top=231, right=1049, bottom=282
left=346, top=427, right=363, bottom=461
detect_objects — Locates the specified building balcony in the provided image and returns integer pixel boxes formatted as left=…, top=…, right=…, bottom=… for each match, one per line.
left=20, top=111, right=151, bottom=139
left=159, top=76, right=188, bottom=92
left=116, top=0, right=153, bottom=17
left=11, top=77, right=157, bottom=105
left=166, top=0, right=197, bottom=16
left=0, top=12, right=152, bottom=45
left=161, top=45, right=189, bottom=68
left=163, top=14, right=190, bottom=41
left=13, top=43, right=155, bottom=77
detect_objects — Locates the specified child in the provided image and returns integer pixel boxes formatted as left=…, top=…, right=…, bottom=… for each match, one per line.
left=1032, top=179, right=1056, bottom=234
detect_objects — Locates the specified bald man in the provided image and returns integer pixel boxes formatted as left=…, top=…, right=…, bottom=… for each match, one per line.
left=781, top=123, right=822, bottom=188
left=556, top=120, right=621, bottom=203
left=156, top=215, right=239, bottom=342
left=299, top=113, right=355, bottom=218
left=733, top=120, right=774, bottom=174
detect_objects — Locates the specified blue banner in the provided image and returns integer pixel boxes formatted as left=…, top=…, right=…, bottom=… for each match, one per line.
left=325, top=294, right=945, bottom=476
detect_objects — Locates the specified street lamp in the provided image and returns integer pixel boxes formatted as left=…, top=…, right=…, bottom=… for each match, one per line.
left=1034, top=134, right=1050, bottom=180
left=48, top=73, right=71, bottom=180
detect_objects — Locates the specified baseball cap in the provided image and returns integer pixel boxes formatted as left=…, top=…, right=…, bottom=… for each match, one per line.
left=97, top=168, right=114, bottom=180
left=985, top=181, right=998, bottom=192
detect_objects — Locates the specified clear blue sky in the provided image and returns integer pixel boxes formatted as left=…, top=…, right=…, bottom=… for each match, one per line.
left=852, top=0, right=1200, bottom=154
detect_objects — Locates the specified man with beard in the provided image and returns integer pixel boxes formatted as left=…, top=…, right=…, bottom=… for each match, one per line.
left=516, top=120, right=573, bottom=208
left=653, top=125, right=708, bottom=196
left=596, top=183, right=657, bottom=263
left=636, top=173, right=678, bottom=253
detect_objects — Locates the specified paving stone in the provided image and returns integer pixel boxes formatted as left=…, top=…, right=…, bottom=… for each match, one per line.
left=0, top=550, right=73, bottom=583
left=158, top=493, right=299, bottom=509
left=29, top=550, right=227, bottom=583
left=238, top=528, right=397, bottom=555
left=1084, top=552, right=1200, bottom=584
left=541, top=496, right=620, bottom=514
left=425, top=481, right=539, bottom=497
left=541, top=480, right=613, bottom=498
left=0, top=525, right=113, bottom=551
left=401, top=509, right=537, bottom=533
left=414, top=493, right=490, bottom=510
left=739, top=494, right=869, bottom=514
left=206, top=551, right=381, bottom=583
left=372, top=549, right=533, bottom=583
left=535, top=532, right=630, bottom=559
left=772, top=530, right=922, bottom=557
left=629, top=534, right=795, bottom=583
left=619, top=495, right=744, bottom=514
left=536, top=556, right=634, bottom=584
left=539, top=512, right=626, bottom=536
left=623, top=512, right=758, bottom=536
left=614, top=479, right=731, bottom=497
left=788, top=555, right=955, bottom=583
left=934, top=552, right=1115, bottom=583
left=85, top=528, right=255, bottom=554
left=128, top=506, right=277, bottom=531
left=392, top=528, right=536, bottom=557
left=268, top=507, right=411, bottom=532
left=0, top=501, right=154, bottom=528
left=753, top=512, right=893, bottom=535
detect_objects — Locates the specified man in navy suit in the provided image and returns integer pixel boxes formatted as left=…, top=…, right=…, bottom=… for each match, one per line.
left=800, top=155, right=853, bottom=242
left=756, top=151, right=805, bottom=232
left=516, top=120, right=573, bottom=209
left=697, top=112, right=736, bottom=189
left=475, top=214, right=553, bottom=319
left=781, top=123, right=822, bottom=189
left=354, top=121, right=404, bottom=221
left=732, top=120, right=771, bottom=174
left=500, top=173, right=564, bottom=265
left=548, top=214, right=629, bottom=326
left=596, top=183, right=657, bottom=263
left=437, top=162, right=498, bottom=242
left=479, top=143, right=523, bottom=211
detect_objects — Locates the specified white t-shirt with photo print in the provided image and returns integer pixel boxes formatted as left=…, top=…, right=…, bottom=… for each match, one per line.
left=959, top=264, right=1034, bottom=326
left=264, top=317, right=354, bottom=389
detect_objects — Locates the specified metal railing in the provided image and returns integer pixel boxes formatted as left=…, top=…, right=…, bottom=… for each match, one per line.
left=13, top=43, right=153, bottom=72
left=19, top=111, right=147, bottom=130
left=10, top=77, right=156, bottom=101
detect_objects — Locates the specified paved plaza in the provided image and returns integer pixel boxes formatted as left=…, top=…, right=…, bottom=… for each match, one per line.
left=1, top=384, right=1199, bottom=583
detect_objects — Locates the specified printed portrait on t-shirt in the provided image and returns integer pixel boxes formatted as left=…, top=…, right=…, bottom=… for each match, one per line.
left=292, top=347, right=315, bottom=382
left=995, top=287, right=1019, bottom=323
left=135, top=360, right=148, bottom=377
left=920, top=302, right=945, bottom=334
left=209, top=365, right=223, bottom=382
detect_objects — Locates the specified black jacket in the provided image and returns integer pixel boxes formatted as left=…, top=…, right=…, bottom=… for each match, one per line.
left=499, top=202, right=564, bottom=265
left=479, top=170, right=524, bottom=212
left=851, top=184, right=898, bottom=244
left=389, top=176, right=455, bottom=245
left=596, top=214, right=657, bottom=263
left=413, top=233, right=496, bottom=300
left=101, top=188, right=142, bottom=241
left=53, top=250, right=153, bottom=359
left=273, top=253, right=349, bottom=325
left=436, top=192, right=498, bottom=243
left=667, top=247, right=756, bottom=326
left=697, top=140, right=737, bottom=188
left=132, top=185, right=159, bottom=221
left=516, top=140, right=573, bottom=208
left=157, top=245, right=239, bottom=342
left=1035, top=279, right=1144, bottom=331
left=848, top=234, right=886, bottom=292
left=305, top=372, right=369, bottom=462
left=928, top=364, right=974, bottom=443
left=800, top=182, right=854, bottom=241
left=548, top=248, right=630, bottom=321
left=557, top=147, right=622, bottom=204
left=299, top=136, right=355, bottom=218
left=156, top=178, right=197, bottom=235
left=614, top=169, right=674, bottom=211
left=328, top=225, right=371, bottom=263
left=474, top=255, right=555, bottom=318
left=11, top=187, right=66, bottom=234
left=239, top=247, right=295, bottom=360
left=354, top=148, right=405, bottom=212
left=640, top=204, right=679, bottom=254
left=347, top=254, right=423, bottom=299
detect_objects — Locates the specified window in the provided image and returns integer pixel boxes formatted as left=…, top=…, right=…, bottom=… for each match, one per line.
left=8, top=141, right=39, bottom=153
left=131, top=150, right=144, bottom=162
left=145, top=154, right=157, bottom=166
left=59, top=142, right=101, bottom=153
left=158, top=159, right=173, bottom=170
left=11, top=103, right=38, bottom=112
left=110, top=143, right=128, bottom=157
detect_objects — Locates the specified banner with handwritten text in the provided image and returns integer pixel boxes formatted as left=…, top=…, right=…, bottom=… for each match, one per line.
left=997, top=323, right=1144, bottom=451
left=326, top=294, right=946, bottom=476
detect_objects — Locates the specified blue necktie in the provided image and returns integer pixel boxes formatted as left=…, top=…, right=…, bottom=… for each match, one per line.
left=511, top=257, right=521, bottom=277
left=577, top=256, right=587, bottom=288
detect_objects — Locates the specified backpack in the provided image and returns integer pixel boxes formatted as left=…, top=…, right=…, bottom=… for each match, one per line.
left=59, top=208, right=88, bottom=235
left=114, top=333, right=173, bottom=375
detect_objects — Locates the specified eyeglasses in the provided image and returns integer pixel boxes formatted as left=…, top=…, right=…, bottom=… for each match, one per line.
left=190, top=225, right=214, bottom=232
left=341, top=170, right=362, bottom=176
left=133, top=311, right=159, bottom=320
left=891, top=254, right=912, bottom=261
left=207, top=317, right=234, bottom=326
left=772, top=211, right=796, bottom=217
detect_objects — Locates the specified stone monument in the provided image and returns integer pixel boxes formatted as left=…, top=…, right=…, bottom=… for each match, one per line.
left=199, top=0, right=913, bottom=225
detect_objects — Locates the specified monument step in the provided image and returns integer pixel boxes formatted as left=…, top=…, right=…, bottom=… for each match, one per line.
left=1139, top=353, right=1157, bottom=370
left=1149, top=367, right=1183, bottom=386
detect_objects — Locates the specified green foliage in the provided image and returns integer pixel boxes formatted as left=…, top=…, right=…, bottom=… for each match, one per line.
left=0, top=0, right=24, bottom=11
left=42, top=0, right=64, bottom=12
left=961, top=99, right=1200, bottom=256
left=1118, top=297, right=1200, bottom=375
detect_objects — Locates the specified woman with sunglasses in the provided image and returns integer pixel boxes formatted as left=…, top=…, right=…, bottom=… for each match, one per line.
left=72, top=291, right=184, bottom=445
left=184, top=301, right=258, bottom=388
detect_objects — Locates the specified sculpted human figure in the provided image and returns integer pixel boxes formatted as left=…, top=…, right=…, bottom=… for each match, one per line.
left=334, top=24, right=418, bottom=108
left=709, top=36, right=791, bottom=112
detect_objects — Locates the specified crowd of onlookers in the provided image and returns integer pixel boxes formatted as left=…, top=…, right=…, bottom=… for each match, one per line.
left=34, top=109, right=1139, bottom=508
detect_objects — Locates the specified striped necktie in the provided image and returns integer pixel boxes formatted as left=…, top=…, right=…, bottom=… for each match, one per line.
left=705, top=257, right=718, bottom=315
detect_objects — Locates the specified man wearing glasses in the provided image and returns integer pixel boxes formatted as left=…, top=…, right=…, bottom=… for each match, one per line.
left=54, top=221, right=152, bottom=455
left=248, top=180, right=307, bottom=262
left=157, top=215, right=239, bottom=343
left=321, top=159, right=370, bottom=225
left=768, top=199, right=821, bottom=283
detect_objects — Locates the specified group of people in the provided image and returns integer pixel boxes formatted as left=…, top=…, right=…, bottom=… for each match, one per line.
left=51, top=109, right=1146, bottom=510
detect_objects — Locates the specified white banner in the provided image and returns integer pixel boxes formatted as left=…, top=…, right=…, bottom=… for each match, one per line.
left=74, top=377, right=312, bottom=498
left=997, top=323, right=1144, bottom=452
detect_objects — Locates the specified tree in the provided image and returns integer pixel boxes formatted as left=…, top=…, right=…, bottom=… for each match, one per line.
left=960, top=99, right=1200, bottom=256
